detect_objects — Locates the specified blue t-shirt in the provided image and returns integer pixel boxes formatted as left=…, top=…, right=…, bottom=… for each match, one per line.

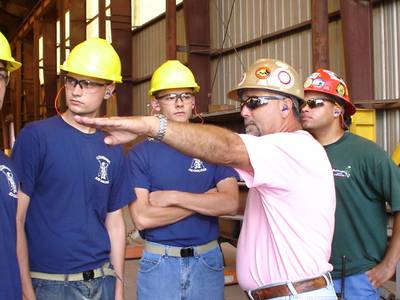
left=0, top=152, right=21, bottom=299
left=11, top=116, right=135, bottom=273
left=127, top=139, right=238, bottom=247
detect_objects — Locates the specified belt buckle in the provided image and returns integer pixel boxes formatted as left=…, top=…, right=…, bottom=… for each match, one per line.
left=180, top=247, right=194, bottom=257
left=82, top=270, right=95, bottom=281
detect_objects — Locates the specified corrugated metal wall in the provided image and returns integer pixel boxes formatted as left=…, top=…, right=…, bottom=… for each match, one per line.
left=131, top=0, right=400, bottom=153
left=208, top=0, right=344, bottom=106
left=131, top=8, right=187, bottom=115
left=209, top=32, right=312, bottom=107
left=209, top=0, right=312, bottom=107
left=373, top=0, right=400, bottom=153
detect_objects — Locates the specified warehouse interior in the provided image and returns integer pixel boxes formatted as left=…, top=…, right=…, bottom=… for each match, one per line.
left=1, top=0, right=400, bottom=299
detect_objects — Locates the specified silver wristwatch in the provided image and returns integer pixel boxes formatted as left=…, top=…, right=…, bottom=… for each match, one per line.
left=153, top=114, right=168, bottom=141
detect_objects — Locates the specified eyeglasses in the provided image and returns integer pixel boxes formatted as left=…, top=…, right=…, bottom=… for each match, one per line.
left=156, top=92, right=194, bottom=103
left=64, top=76, right=108, bottom=92
left=240, top=95, right=285, bottom=110
left=300, top=98, right=335, bottom=109
left=0, top=72, right=10, bottom=86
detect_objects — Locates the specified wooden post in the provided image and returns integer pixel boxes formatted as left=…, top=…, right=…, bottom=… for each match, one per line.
left=166, top=0, right=177, bottom=59
left=311, top=0, right=329, bottom=69
left=340, top=0, right=374, bottom=100
left=183, top=0, right=210, bottom=113
left=111, top=0, right=133, bottom=115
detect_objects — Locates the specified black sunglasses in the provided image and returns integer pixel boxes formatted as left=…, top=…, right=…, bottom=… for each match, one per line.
left=240, top=95, right=285, bottom=110
left=300, top=98, right=335, bottom=109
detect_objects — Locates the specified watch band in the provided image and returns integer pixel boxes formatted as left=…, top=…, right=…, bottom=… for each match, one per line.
left=153, top=114, right=168, bottom=141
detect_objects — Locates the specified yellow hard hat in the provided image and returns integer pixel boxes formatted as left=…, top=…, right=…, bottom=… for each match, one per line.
left=149, top=60, right=200, bottom=96
left=227, top=58, right=304, bottom=101
left=60, top=38, right=122, bottom=83
left=0, top=31, right=22, bottom=72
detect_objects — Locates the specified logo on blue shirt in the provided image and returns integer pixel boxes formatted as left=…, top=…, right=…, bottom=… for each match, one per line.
left=188, top=158, right=207, bottom=173
left=95, top=155, right=110, bottom=184
left=0, top=165, right=17, bottom=198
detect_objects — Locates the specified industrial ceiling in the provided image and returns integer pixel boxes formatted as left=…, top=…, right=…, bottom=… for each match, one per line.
left=0, top=0, right=39, bottom=38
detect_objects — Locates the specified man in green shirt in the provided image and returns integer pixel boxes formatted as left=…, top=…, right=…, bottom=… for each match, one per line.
left=300, top=68, right=400, bottom=299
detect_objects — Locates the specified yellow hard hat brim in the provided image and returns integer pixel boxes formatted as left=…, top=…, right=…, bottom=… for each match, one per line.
left=60, top=64, right=122, bottom=83
left=1, top=58, right=22, bottom=72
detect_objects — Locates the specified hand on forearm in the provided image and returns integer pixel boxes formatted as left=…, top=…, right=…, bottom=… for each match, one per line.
left=148, top=188, right=217, bottom=207
left=149, top=190, right=177, bottom=207
left=151, top=178, right=239, bottom=216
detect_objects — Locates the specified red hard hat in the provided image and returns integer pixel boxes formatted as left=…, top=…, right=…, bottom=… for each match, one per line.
left=304, top=69, right=356, bottom=116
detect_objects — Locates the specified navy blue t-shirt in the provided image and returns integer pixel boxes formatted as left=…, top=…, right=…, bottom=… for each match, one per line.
left=127, top=139, right=238, bottom=247
left=0, top=152, right=21, bottom=299
left=11, top=116, right=135, bottom=273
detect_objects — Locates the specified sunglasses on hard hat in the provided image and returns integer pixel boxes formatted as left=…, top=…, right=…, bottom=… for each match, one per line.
left=240, top=95, right=285, bottom=110
left=300, top=98, right=335, bottom=109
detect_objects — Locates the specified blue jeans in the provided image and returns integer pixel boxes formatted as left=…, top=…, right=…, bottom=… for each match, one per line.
left=333, top=273, right=380, bottom=300
left=137, top=245, right=224, bottom=300
left=32, top=276, right=115, bottom=300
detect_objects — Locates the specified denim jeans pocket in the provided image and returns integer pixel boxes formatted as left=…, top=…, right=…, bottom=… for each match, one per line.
left=33, top=279, right=67, bottom=300
left=139, top=251, right=162, bottom=273
left=362, top=272, right=380, bottom=295
left=199, top=247, right=224, bottom=271
left=33, top=278, right=65, bottom=289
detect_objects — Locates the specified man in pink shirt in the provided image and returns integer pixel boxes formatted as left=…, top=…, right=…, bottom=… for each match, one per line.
left=75, top=59, right=337, bottom=299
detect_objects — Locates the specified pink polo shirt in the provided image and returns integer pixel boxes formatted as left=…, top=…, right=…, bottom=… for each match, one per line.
left=235, top=130, right=335, bottom=290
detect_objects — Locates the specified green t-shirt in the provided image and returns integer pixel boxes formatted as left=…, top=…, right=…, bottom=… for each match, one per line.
left=325, top=132, right=400, bottom=278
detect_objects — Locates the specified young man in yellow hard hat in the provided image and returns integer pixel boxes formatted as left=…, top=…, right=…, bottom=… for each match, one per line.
left=301, top=69, right=400, bottom=300
left=12, top=38, right=135, bottom=300
left=127, top=60, right=239, bottom=299
left=75, top=59, right=338, bottom=299
left=0, top=30, right=22, bottom=300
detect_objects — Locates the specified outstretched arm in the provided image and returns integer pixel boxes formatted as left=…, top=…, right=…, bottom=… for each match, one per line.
left=74, top=115, right=252, bottom=171
left=367, top=212, right=400, bottom=287
left=149, top=177, right=239, bottom=216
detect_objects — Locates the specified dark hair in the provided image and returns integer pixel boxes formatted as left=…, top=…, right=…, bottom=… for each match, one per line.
left=288, top=95, right=301, bottom=120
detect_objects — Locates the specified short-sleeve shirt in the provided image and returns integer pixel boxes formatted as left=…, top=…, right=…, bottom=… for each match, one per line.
left=235, top=131, right=336, bottom=290
left=11, top=116, right=135, bottom=273
left=0, top=152, right=21, bottom=299
left=326, top=132, right=400, bottom=278
left=127, top=139, right=239, bottom=247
